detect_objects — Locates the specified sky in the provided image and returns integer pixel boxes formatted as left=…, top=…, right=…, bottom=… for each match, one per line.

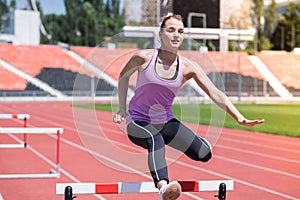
left=9, top=0, right=125, bottom=15
left=38, top=0, right=66, bottom=15
left=8, top=0, right=300, bottom=15
left=9, top=0, right=66, bottom=14
left=124, top=0, right=141, bottom=22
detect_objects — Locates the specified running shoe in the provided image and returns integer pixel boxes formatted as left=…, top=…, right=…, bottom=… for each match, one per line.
left=159, top=181, right=181, bottom=200
left=201, top=137, right=212, bottom=152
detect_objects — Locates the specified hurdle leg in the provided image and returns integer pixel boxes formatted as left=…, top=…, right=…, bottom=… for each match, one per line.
left=214, top=183, right=226, bottom=200
left=57, top=129, right=61, bottom=176
left=23, top=117, right=27, bottom=147
left=50, top=130, right=61, bottom=178
left=65, top=186, right=77, bottom=200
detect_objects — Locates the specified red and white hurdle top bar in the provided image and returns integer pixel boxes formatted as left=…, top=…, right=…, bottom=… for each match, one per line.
left=0, top=128, right=63, bottom=134
left=0, top=114, right=30, bottom=148
left=0, top=114, right=30, bottom=120
left=56, top=180, right=234, bottom=194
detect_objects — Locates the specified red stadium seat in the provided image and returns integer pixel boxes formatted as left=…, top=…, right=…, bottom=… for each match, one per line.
left=256, top=51, right=300, bottom=90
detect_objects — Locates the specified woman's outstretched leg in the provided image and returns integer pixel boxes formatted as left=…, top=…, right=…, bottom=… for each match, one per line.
left=161, top=118, right=212, bottom=162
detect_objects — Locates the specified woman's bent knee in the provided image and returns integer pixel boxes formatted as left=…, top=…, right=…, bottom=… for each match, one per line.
left=186, top=150, right=212, bottom=162
left=201, top=152, right=212, bottom=162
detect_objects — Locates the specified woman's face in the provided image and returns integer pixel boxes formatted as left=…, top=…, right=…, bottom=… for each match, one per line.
left=160, top=18, right=184, bottom=51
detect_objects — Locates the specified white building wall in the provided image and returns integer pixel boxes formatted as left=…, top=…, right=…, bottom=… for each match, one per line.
left=14, top=10, right=40, bottom=45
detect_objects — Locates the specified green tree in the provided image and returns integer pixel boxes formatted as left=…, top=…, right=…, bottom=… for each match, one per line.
left=41, top=0, right=123, bottom=46
left=104, top=0, right=123, bottom=36
left=63, top=0, right=81, bottom=44
left=263, top=0, right=277, bottom=50
left=265, top=0, right=277, bottom=38
left=252, top=0, right=265, bottom=51
left=0, top=0, right=9, bottom=29
left=9, top=0, right=16, bottom=9
left=271, top=3, right=300, bottom=51
left=41, top=14, right=69, bottom=44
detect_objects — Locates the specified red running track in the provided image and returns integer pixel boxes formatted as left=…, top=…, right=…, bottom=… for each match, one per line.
left=0, top=102, right=299, bottom=200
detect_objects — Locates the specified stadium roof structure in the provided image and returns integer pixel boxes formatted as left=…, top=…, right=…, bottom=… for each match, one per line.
left=121, top=26, right=256, bottom=51
left=121, top=26, right=256, bottom=40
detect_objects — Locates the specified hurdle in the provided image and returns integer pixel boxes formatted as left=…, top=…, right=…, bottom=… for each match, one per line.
left=56, top=180, right=233, bottom=200
left=0, top=127, right=63, bottom=179
left=0, top=114, right=30, bottom=148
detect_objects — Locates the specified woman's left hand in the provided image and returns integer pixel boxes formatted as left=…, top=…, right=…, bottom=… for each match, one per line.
left=238, top=118, right=264, bottom=127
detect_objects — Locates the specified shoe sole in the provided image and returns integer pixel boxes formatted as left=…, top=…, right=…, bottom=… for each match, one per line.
left=162, top=182, right=181, bottom=200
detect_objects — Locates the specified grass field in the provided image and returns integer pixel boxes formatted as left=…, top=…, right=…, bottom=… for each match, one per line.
left=73, top=103, right=300, bottom=138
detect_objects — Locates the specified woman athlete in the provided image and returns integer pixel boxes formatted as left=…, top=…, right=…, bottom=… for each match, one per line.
left=113, top=13, right=264, bottom=200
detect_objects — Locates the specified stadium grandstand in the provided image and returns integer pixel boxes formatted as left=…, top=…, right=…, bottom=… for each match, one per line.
left=0, top=0, right=299, bottom=102
left=1, top=42, right=300, bottom=101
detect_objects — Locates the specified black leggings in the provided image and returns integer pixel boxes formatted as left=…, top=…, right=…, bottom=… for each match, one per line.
left=127, top=118, right=212, bottom=187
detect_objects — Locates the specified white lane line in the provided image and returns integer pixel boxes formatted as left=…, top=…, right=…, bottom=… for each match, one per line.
left=76, top=112, right=300, bottom=147
left=215, top=155, right=300, bottom=179
left=26, top=106, right=201, bottom=200
left=218, top=144, right=300, bottom=164
left=221, top=137, right=300, bottom=154
left=174, top=159, right=299, bottom=200
left=50, top=130, right=299, bottom=200
left=6, top=105, right=300, bottom=199
left=7, top=133, right=106, bottom=200
left=221, top=129, right=300, bottom=146
left=69, top=112, right=300, bottom=155
left=50, top=132, right=204, bottom=200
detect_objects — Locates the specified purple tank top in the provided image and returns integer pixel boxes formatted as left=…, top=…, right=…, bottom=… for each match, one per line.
left=127, top=49, right=183, bottom=124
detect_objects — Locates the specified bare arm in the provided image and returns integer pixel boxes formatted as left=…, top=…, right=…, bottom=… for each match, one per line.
left=113, top=50, right=147, bottom=123
left=182, top=59, right=264, bottom=127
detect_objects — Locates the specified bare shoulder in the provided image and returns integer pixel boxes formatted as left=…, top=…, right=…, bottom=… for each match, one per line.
left=181, top=56, right=198, bottom=73
left=180, top=55, right=206, bottom=79
left=120, top=49, right=155, bottom=76
left=133, top=49, right=155, bottom=61
left=134, top=49, right=156, bottom=70
left=125, top=49, right=153, bottom=67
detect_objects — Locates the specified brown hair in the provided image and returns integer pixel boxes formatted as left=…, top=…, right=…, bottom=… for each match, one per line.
left=160, top=13, right=183, bottom=31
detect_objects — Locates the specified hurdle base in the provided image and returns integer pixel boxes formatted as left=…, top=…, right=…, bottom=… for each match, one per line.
left=0, top=168, right=60, bottom=179
left=0, top=173, right=60, bottom=179
left=50, top=168, right=61, bottom=178
left=65, top=186, right=77, bottom=200
left=214, top=182, right=227, bottom=200
left=0, top=142, right=25, bottom=148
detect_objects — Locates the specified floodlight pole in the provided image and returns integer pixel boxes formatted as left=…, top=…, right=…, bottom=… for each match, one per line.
left=186, top=12, right=207, bottom=102
left=237, top=20, right=242, bottom=102
left=157, top=0, right=161, bottom=26
left=188, top=12, right=207, bottom=54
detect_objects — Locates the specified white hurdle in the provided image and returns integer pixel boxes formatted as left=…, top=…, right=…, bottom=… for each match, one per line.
left=0, top=113, right=30, bottom=148
left=0, top=127, right=63, bottom=179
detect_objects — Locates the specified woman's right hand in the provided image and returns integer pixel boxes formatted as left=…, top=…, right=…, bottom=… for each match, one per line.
left=113, top=110, right=126, bottom=124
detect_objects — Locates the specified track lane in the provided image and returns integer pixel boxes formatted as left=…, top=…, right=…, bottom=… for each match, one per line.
left=1, top=102, right=299, bottom=200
